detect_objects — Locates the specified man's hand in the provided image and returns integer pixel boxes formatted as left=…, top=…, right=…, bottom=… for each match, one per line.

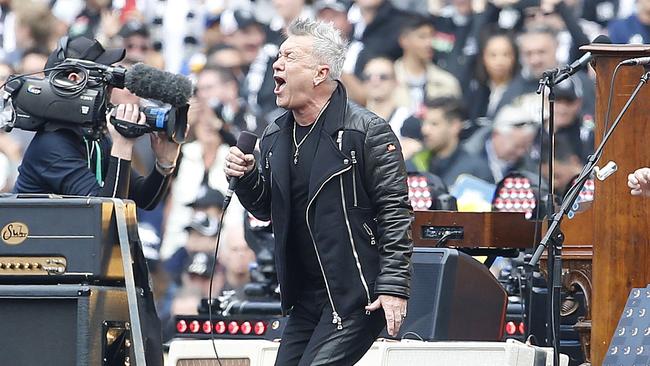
left=366, top=295, right=408, bottom=337
left=224, top=146, right=256, bottom=178
left=151, top=132, right=180, bottom=167
left=107, top=104, right=145, bottom=160
left=628, top=168, right=650, bottom=197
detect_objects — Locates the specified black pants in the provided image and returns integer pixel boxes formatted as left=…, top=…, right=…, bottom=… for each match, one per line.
left=274, top=288, right=385, bottom=366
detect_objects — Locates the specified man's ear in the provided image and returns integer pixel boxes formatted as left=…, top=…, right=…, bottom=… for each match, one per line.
left=314, top=65, right=330, bottom=86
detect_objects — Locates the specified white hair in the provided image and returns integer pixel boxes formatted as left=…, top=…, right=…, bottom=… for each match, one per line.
left=287, top=18, right=348, bottom=80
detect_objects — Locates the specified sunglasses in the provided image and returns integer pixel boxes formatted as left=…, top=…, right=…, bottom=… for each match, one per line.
left=127, top=43, right=150, bottom=52
left=524, top=9, right=555, bottom=18
left=361, top=73, right=393, bottom=81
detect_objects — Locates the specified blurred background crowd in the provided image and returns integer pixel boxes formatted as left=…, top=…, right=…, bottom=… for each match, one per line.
left=0, top=0, right=644, bottom=342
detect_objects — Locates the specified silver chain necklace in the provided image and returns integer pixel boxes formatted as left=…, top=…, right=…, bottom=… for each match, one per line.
left=292, top=101, right=330, bottom=165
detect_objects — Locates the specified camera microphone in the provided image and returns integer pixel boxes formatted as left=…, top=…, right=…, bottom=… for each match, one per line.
left=224, top=131, right=258, bottom=209
left=124, top=63, right=193, bottom=107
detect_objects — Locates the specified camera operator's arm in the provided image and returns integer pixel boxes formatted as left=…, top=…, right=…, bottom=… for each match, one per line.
left=126, top=132, right=180, bottom=210
left=96, top=104, right=147, bottom=199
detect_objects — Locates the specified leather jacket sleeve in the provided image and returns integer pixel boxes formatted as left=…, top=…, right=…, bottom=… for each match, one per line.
left=364, top=117, right=413, bottom=299
left=234, top=155, right=272, bottom=221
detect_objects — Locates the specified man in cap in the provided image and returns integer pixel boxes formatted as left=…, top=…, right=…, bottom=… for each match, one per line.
left=552, top=78, right=594, bottom=164
left=14, top=36, right=180, bottom=208
left=13, top=37, right=180, bottom=365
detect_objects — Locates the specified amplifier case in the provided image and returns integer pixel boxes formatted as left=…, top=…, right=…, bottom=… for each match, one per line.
left=0, top=284, right=130, bottom=366
left=0, top=197, right=134, bottom=282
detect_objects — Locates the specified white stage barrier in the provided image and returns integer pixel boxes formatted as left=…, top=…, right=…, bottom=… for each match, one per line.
left=167, top=338, right=569, bottom=366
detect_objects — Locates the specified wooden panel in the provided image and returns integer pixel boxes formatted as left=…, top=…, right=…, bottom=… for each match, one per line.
left=583, top=45, right=650, bottom=365
left=412, top=211, right=537, bottom=249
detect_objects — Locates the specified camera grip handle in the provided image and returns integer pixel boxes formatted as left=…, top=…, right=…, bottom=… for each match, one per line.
left=109, top=115, right=151, bottom=138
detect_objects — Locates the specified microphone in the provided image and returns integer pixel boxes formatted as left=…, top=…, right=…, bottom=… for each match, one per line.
left=124, top=63, right=193, bottom=107
left=224, top=131, right=259, bottom=208
left=552, top=35, right=611, bottom=85
left=621, top=57, right=650, bottom=66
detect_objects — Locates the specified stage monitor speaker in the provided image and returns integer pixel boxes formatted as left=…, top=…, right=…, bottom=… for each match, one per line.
left=381, top=248, right=507, bottom=341
left=0, top=284, right=131, bottom=366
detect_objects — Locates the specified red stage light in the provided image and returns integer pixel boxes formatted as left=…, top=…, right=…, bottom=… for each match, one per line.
left=254, top=321, right=266, bottom=335
left=176, top=319, right=188, bottom=333
left=189, top=320, right=200, bottom=333
left=518, top=322, right=526, bottom=335
left=241, top=321, right=252, bottom=335
left=202, top=320, right=212, bottom=334
left=215, top=321, right=226, bottom=334
left=505, top=321, right=517, bottom=335
left=228, top=321, right=239, bottom=334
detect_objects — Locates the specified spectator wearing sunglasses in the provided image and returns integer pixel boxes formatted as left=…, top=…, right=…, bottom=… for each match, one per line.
left=362, top=57, right=421, bottom=160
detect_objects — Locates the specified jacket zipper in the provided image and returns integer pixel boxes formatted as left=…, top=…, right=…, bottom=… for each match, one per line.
left=363, top=223, right=376, bottom=245
left=351, top=150, right=358, bottom=207
left=305, top=132, right=350, bottom=330
left=338, top=134, right=372, bottom=314
left=306, top=167, right=350, bottom=330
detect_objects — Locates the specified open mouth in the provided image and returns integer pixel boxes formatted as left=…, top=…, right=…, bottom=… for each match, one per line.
left=274, top=76, right=286, bottom=94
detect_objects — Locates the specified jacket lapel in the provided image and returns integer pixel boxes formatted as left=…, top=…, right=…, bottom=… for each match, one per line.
left=268, top=116, right=292, bottom=203
left=307, top=83, right=350, bottom=201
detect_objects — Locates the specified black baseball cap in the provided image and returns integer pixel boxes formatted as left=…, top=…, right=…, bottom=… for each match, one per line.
left=118, top=20, right=151, bottom=38
left=45, top=36, right=126, bottom=71
left=219, top=9, right=263, bottom=35
left=187, top=185, right=225, bottom=209
left=554, top=78, right=582, bottom=101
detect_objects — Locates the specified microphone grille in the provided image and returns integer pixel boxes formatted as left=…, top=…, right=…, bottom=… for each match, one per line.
left=237, top=131, right=258, bottom=154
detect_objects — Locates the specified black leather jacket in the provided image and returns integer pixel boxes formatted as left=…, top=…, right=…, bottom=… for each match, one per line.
left=236, top=84, right=413, bottom=327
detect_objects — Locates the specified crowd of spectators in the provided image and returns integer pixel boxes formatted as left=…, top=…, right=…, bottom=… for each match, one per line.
left=0, top=0, right=643, bottom=342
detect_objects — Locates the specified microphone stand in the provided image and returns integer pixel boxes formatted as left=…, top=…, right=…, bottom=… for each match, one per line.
left=535, top=69, right=561, bottom=366
left=529, top=67, right=650, bottom=366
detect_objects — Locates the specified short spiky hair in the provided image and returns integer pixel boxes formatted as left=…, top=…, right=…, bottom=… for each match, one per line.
left=287, top=18, right=348, bottom=80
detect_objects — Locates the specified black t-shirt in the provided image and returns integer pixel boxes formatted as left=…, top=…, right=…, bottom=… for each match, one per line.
left=288, top=120, right=325, bottom=291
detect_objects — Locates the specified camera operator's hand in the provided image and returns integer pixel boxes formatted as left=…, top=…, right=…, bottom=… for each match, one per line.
left=224, top=146, right=255, bottom=178
left=151, top=132, right=180, bottom=175
left=107, top=104, right=145, bottom=160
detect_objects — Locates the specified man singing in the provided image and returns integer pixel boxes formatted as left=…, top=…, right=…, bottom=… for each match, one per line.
left=224, top=19, right=413, bottom=365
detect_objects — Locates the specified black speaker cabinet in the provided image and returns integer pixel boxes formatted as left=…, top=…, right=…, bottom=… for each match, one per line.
left=0, top=284, right=132, bottom=366
left=381, top=248, right=507, bottom=341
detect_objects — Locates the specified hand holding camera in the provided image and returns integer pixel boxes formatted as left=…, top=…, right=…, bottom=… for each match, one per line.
left=107, top=103, right=146, bottom=160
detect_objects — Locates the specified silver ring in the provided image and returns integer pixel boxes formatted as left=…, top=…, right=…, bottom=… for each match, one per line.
left=401, top=314, right=407, bottom=319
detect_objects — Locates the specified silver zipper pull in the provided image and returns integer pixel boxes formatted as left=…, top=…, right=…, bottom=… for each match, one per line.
left=265, top=151, right=272, bottom=169
left=363, top=223, right=376, bottom=245
left=332, top=312, right=342, bottom=330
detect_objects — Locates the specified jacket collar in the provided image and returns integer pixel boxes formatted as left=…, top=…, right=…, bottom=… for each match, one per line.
left=266, top=82, right=350, bottom=202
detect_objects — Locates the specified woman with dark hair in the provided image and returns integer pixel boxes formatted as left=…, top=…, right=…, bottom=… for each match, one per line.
left=465, top=28, right=520, bottom=132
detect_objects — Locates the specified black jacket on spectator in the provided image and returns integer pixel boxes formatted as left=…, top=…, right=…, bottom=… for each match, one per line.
left=352, top=1, right=409, bottom=77
left=235, top=83, right=413, bottom=322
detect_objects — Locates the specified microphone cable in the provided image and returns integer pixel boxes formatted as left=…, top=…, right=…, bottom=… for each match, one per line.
left=207, top=205, right=228, bottom=366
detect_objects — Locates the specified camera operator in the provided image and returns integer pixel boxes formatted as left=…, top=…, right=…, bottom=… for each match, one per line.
left=11, top=36, right=180, bottom=366
left=13, top=36, right=180, bottom=210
